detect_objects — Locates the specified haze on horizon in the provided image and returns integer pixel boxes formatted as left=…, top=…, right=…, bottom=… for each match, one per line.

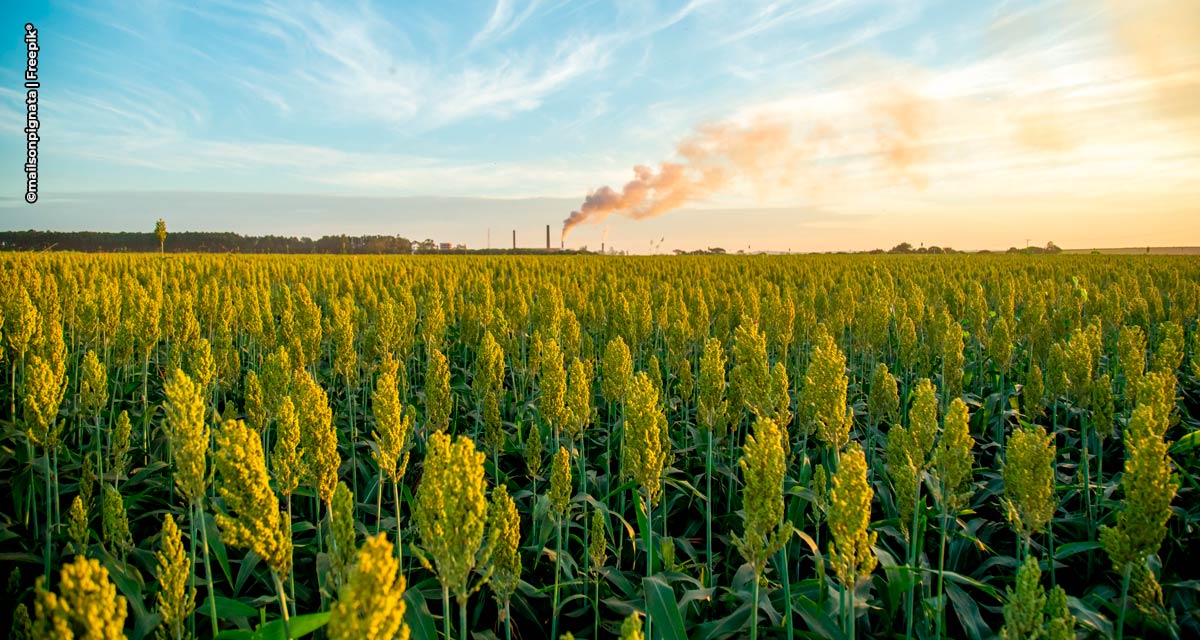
left=1, top=0, right=1198, bottom=253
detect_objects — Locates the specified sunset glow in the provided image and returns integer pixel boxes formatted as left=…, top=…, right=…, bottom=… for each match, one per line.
left=1, top=1, right=1197, bottom=251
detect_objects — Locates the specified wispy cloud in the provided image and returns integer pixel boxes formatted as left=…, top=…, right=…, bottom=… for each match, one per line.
left=3, top=0, right=1196, bottom=251
left=716, top=0, right=874, bottom=46
left=468, top=0, right=547, bottom=50
left=557, top=0, right=1200, bottom=245
left=231, top=79, right=292, bottom=116
left=226, top=0, right=619, bottom=129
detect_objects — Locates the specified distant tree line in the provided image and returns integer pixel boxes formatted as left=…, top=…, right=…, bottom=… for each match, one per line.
left=875, top=242, right=961, bottom=254
left=870, top=241, right=1062, bottom=255
left=0, top=230, right=418, bottom=254
left=0, top=230, right=1067, bottom=256
left=1004, top=242, right=1062, bottom=254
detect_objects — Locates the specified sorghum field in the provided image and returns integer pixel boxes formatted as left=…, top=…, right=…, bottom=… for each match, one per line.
left=0, top=253, right=1197, bottom=640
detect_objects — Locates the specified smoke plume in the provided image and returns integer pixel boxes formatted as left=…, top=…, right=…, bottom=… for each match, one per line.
left=563, top=120, right=797, bottom=240
left=562, top=94, right=931, bottom=240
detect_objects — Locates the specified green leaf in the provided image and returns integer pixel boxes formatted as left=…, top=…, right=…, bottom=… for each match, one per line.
left=944, top=580, right=988, bottom=640
left=245, top=611, right=329, bottom=640
left=1053, top=540, right=1103, bottom=561
left=644, top=574, right=687, bottom=640
left=788, top=595, right=844, bottom=640
left=940, top=570, right=1001, bottom=601
left=97, top=550, right=149, bottom=620
left=129, top=609, right=164, bottom=640
left=204, top=509, right=234, bottom=587
left=214, top=631, right=255, bottom=640
left=1170, top=430, right=1200, bottom=454
left=633, top=486, right=652, bottom=573
left=698, top=602, right=752, bottom=640
left=213, top=595, right=260, bottom=620
left=234, top=549, right=262, bottom=596
left=403, top=588, right=440, bottom=640
left=1068, top=596, right=1112, bottom=638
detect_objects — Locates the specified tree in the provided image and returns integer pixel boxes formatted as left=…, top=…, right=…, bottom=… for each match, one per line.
left=155, top=219, right=167, bottom=253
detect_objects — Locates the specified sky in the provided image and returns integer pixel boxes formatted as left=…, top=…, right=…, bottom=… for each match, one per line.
left=0, top=0, right=1197, bottom=253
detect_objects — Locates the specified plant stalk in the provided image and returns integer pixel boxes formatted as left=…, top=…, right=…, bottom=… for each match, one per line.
left=43, top=446, right=52, bottom=583
left=196, top=500, right=219, bottom=638
left=272, top=570, right=291, bottom=639
left=393, top=479, right=404, bottom=568
left=1116, top=564, right=1132, bottom=640
left=552, top=517, right=562, bottom=640
left=459, top=596, right=468, bottom=640
left=442, top=585, right=452, bottom=640
left=706, top=429, right=714, bottom=587
left=751, top=565, right=761, bottom=640
left=935, top=509, right=950, bottom=640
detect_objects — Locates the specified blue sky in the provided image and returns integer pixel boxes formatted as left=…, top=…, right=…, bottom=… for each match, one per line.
left=1, top=0, right=1197, bottom=251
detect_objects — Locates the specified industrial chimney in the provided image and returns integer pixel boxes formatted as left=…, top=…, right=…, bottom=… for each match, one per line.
left=512, top=230, right=516, bottom=250
left=546, top=225, right=550, bottom=250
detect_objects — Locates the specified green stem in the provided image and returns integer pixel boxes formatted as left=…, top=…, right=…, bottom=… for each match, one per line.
left=376, top=473, right=384, bottom=535
left=594, top=570, right=600, bottom=640
left=459, top=595, right=468, bottom=640
left=54, top=447, right=61, bottom=529
left=287, top=496, right=296, bottom=617
left=781, top=545, right=793, bottom=640
left=706, top=429, right=714, bottom=587
left=315, top=498, right=324, bottom=562
left=43, top=447, right=52, bottom=584
left=196, top=500, right=219, bottom=638
left=840, top=575, right=848, bottom=637
left=442, top=586, right=452, bottom=640
left=1116, top=565, right=1132, bottom=640
left=393, top=479, right=404, bottom=568
left=936, top=509, right=950, bottom=640
left=847, top=581, right=856, bottom=639
left=272, top=570, right=291, bottom=639
left=727, top=432, right=736, bottom=519
left=996, top=372, right=1006, bottom=451
left=347, top=379, right=358, bottom=518
left=645, top=490, right=654, bottom=640
left=661, top=476, right=668, bottom=545
left=1080, top=413, right=1096, bottom=582
left=1081, top=416, right=1093, bottom=545
left=190, top=507, right=198, bottom=640
left=905, top=486, right=922, bottom=640
left=142, top=355, right=150, bottom=465
left=552, top=518, right=562, bottom=640
left=751, top=566, right=761, bottom=640
left=95, top=414, right=104, bottom=490
left=1047, top=521, right=1055, bottom=586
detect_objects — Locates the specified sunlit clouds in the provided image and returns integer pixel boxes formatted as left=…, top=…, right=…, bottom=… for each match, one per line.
left=0, top=0, right=1195, bottom=251
left=562, top=0, right=1200, bottom=248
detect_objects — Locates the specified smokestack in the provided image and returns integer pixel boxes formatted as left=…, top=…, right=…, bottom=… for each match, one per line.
left=546, top=225, right=550, bottom=250
left=601, top=241, right=605, bottom=254
left=512, top=230, right=516, bottom=250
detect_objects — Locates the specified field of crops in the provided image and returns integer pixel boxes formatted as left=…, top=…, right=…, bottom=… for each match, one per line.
left=0, top=253, right=1197, bottom=640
